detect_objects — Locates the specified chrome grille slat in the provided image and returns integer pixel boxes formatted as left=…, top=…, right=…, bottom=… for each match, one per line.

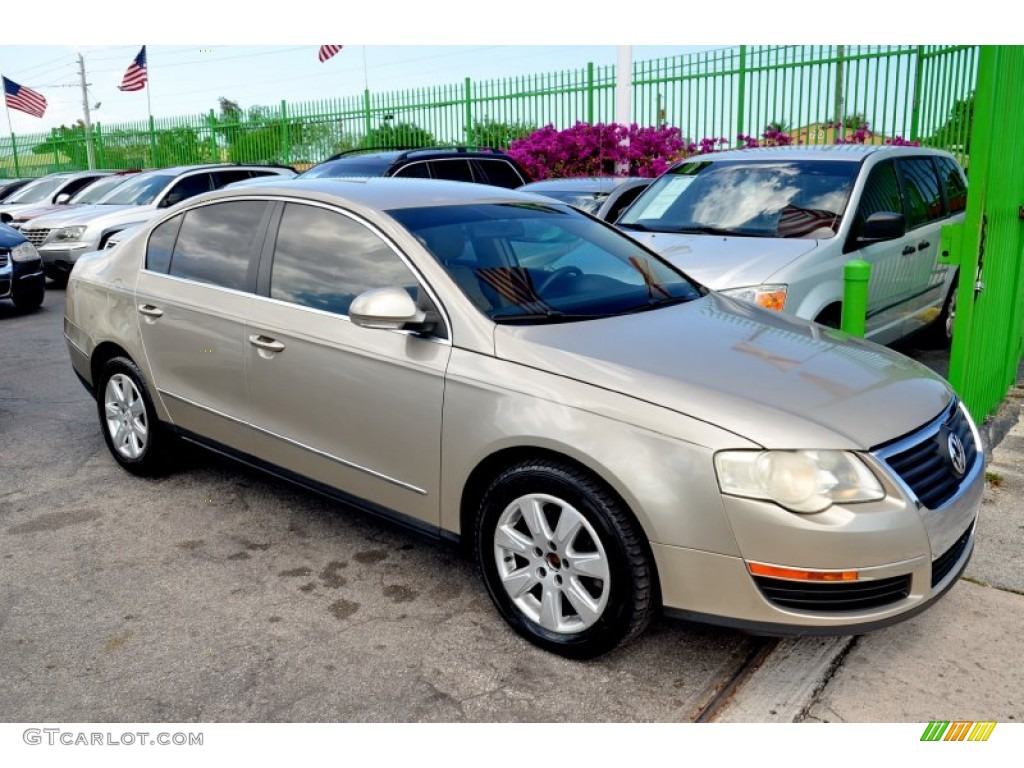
left=876, top=401, right=978, bottom=510
left=22, top=228, right=50, bottom=247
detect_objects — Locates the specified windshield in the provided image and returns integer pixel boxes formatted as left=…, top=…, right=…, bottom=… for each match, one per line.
left=69, top=174, right=134, bottom=204
left=97, top=173, right=175, bottom=205
left=299, top=158, right=393, bottom=178
left=5, top=175, right=70, bottom=204
left=619, top=159, right=858, bottom=239
left=389, top=203, right=704, bottom=323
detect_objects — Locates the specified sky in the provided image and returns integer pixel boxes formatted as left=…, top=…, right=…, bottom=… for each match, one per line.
left=1, top=1, right=1009, bottom=137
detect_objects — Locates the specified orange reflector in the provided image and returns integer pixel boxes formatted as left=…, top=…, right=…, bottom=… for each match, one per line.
left=748, top=562, right=859, bottom=581
left=756, top=291, right=787, bottom=312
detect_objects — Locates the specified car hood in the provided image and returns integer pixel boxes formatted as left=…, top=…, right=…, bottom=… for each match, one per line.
left=24, top=204, right=149, bottom=229
left=492, top=293, right=952, bottom=449
left=624, top=231, right=819, bottom=289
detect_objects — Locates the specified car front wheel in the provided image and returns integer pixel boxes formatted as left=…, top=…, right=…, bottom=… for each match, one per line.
left=96, top=357, right=172, bottom=476
left=475, top=459, right=655, bottom=659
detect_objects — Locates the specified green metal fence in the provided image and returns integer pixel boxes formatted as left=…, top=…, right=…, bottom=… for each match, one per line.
left=0, top=45, right=978, bottom=178
left=946, top=45, right=1024, bottom=420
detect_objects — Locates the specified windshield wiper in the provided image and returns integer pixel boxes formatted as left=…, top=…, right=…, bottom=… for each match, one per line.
left=621, top=295, right=696, bottom=314
left=616, top=221, right=649, bottom=232
left=492, top=309, right=607, bottom=325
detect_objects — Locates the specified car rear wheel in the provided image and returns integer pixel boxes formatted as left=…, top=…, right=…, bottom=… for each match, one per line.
left=96, top=357, right=172, bottom=476
left=475, top=459, right=655, bottom=659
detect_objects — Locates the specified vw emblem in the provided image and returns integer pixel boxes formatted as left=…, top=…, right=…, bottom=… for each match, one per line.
left=947, top=433, right=967, bottom=476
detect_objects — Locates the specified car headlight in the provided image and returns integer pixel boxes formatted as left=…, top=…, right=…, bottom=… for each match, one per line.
left=720, top=284, right=788, bottom=312
left=54, top=225, right=87, bottom=241
left=714, top=450, right=884, bottom=513
left=10, top=242, right=40, bottom=263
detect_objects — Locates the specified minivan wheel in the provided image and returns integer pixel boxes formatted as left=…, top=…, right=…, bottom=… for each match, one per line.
left=96, top=357, right=172, bottom=476
left=475, top=460, right=655, bottom=659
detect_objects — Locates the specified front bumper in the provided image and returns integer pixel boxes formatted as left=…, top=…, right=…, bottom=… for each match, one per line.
left=0, top=255, right=45, bottom=300
left=39, top=242, right=95, bottom=278
left=654, top=402, right=985, bottom=633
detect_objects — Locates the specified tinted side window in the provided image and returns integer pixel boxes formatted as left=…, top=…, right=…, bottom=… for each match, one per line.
left=474, top=159, right=525, bottom=188
left=855, top=161, right=902, bottom=231
left=168, top=201, right=268, bottom=291
left=898, top=158, right=943, bottom=228
left=146, top=214, right=183, bottom=274
left=428, top=159, right=474, bottom=183
left=270, top=203, right=417, bottom=316
left=937, top=156, right=967, bottom=214
left=212, top=169, right=256, bottom=188
left=393, top=161, right=430, bottom=179
left=162, top=173, right=212, bottom=207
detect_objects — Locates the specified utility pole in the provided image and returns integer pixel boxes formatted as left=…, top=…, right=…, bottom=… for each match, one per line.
left=614, top=45, right=632, bottom=175
left=77, top=53, right=96, bottom=170
left=834, top=45, right=845, bottom=142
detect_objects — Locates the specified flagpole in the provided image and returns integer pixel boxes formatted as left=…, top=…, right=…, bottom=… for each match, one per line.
left=145, top=48, right=155, bottom=167
left=362, top=46, right=369, bottom=91
left=3, top=96, right=22, bottom=177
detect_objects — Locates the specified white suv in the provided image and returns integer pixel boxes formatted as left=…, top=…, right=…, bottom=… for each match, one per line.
left=617, top=145, right=967, bottom=345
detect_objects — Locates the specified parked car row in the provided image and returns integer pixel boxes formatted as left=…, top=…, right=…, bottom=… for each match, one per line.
left=64, top=173, right=983, bottom=658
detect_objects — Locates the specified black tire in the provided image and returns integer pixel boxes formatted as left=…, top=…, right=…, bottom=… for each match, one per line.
left=11, top=282, right=44, bottom=312
left=48, top=273, right=69, bottom=289
left=925, top=275, right=958, bottom=347
left=475, top=459, right=655, bottom=659
left=95, top=356, right=173, bottom=476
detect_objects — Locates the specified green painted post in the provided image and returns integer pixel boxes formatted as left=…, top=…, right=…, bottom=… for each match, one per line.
left=10, top=134, right=20, bottom=177
left=841, top=259, right=871, bottom=337
left=281, top=100, right=290, bottom=164
left=736, top=45, right=747, bottom=140
left=586, top=62, right=594, bottom=124
left=909, top=45, right=924, bottom=142
left=464, top=77, right=473, bottom=146
left=363, top=89, right=372, bottom=142
left=148, top=115, right=157, bottom=167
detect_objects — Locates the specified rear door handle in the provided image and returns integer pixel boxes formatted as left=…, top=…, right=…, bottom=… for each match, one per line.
left=902, top=246, right=916, bottom=256
left=137, top=304, right=163, bottom=318
left=918, top=241, right=931, bottom=251
left=248, top=334, right=286, bottom=353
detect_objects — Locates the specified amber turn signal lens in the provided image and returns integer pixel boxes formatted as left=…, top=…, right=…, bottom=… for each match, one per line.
left=755, top=290, right=787, bottom=312
left=748, top=562, right=859, bottom=581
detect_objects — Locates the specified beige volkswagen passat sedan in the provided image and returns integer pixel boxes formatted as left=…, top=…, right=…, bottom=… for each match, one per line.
left=64, top=178, right=984, bottom=659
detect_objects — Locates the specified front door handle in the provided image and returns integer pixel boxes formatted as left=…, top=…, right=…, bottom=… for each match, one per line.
left=248, top=334, right=286, bottom=353
left=902, top=245, right=916, bottom=256
left=918, top=241, right=931, bottom=251
left=137, top=304, right=163, bottom=318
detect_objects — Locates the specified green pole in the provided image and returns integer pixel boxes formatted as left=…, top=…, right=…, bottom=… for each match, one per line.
left=464, top=77, right=473, bottom=146
left=736, top=45, right=747, bottom=141
left=10, top=134, right=20, bottom=177
left=586, top=62, right=595, bottom=124
left=909, top=45, right=924, bottom=142
left=841, top=259, right=871, bottom=337
left=363, top=89, right=372, bottom=142
left=148, top=115, right=157, bottom=167
left=281, top=100, right=290, bottom=164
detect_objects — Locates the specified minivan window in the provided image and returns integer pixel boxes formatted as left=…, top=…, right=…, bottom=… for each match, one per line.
left=898, top=158, right=943, bottom=228
left=937, top=156, right=967, bottom=214
left=853, top=161, right=903, bottom=232
left=618, top=160, right=857, bottom=239
left=168, top=201, right=268, bottom=291
left=269, top=203, right=417, bottom=316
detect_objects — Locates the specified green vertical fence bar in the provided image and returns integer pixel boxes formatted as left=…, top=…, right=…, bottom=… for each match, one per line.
left=735, top=45, right=746, bottom=140
left=947, top=45, right=1024, bottom=419
left=10, top=134, right=21, bottom=176
left=464, top=77, right=472, bottom=145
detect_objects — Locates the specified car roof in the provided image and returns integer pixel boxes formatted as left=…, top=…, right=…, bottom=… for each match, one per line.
left=682, top=144, right=955, bottom=164
left=205, top=176, right=548, bottom=211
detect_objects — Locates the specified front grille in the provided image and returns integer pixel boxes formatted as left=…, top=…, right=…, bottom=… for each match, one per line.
left=931, top=525, right=973, bottom=588
left=754, top=574, right=912, bottom=612
left=22, top=228, right=50, bottom=247
left=878, top=402, right=978, bottom=509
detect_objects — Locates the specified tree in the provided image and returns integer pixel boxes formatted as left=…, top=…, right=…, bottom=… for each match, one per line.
left=929, top=95, right=973, bottom=152
left=361, top=121, right=437, bottom=149
left=31, top=124, right=88, bottom=169
left=469, top=119, right=536, bottom=150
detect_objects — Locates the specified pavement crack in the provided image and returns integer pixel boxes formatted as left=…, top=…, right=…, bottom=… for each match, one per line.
left=794, top=636, right=858, bottom=723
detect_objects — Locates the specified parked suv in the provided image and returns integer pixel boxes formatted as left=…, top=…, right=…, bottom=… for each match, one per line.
left=6, top=169, right=142, bottom=229
left=21, top=164, right=295, bottom=285
left=300, top=147, right=530, bottom=188
left=617, top=145, right=968, bottom=345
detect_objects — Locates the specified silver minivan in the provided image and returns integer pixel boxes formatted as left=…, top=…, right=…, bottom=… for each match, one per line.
left=617, top=145, right=967, bottom=345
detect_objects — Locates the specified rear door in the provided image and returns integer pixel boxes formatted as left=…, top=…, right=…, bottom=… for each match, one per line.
left=135, top=199, right=273, bottom=450
left=894, top=156, right=949, bottom=326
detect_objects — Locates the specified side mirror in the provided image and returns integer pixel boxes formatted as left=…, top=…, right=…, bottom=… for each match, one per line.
left=857, top=211, right=905, bottom=244
left=349, top=286, right=429, bottom=331
left=55, top=193, right=71, bottom=205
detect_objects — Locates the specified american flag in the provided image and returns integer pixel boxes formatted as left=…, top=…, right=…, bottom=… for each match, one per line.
left=319, top=45, right=343, bottom=63
left=118, top=46, right=148, bottom=92
left=2, top=76, right=47, bottom=118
